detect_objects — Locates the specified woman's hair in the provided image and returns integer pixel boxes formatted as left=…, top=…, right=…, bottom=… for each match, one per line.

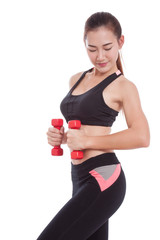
left=84, top=12, right=124, bottom=74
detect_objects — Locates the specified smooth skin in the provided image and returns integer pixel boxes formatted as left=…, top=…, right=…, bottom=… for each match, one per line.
left=47, top=26, right=150, bottom=164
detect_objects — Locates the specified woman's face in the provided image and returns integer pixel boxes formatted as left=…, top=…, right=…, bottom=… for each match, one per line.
left=85, top=26, right=124, bottom=73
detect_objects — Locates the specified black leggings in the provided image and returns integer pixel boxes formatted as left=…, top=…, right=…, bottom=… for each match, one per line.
left=37, top=153, right=126, bottom=240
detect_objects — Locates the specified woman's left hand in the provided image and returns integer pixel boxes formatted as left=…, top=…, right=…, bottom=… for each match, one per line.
left=66, top=129, right=88, bottom=151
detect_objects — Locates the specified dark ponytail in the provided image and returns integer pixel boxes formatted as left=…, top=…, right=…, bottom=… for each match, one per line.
left=84, top=12, right=124, bottom=75
left=117, top=53, right=124, bottom=75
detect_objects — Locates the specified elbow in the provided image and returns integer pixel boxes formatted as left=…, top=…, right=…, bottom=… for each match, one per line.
left=139, top=133, right=150, bottom=148
left=133, top=123, right=150, bottom=148
left=141, top=138, right=150, bottom=148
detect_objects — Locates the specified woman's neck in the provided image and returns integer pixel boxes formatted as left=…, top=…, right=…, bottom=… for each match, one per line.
left=92, top=65, right=119, bottom=78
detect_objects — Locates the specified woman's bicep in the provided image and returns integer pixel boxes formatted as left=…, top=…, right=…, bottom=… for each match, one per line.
left=122, top=81, right=150, bottom=147
left=121, top=80, right=150, bottom=144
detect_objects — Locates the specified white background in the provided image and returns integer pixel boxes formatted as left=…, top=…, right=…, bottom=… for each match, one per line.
left=0, top=0, right=159, bottom=239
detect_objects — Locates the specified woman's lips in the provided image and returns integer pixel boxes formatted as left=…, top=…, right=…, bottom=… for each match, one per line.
left=97, top=62, right=108, bottom=67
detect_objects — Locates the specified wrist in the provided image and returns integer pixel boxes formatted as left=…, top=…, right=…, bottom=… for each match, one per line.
left=85, top=136, right=94, bottom=149
left=85, top=135, right=106, bottom=150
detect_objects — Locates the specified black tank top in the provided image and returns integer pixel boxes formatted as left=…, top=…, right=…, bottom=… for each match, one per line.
left=60, top=68, right=122, bottom=127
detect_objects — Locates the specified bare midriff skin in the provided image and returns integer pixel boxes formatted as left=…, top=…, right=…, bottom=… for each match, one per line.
left=70, top=125, right=113, bottom=165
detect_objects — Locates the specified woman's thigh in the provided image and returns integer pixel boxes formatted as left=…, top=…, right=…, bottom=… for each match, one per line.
left=36, top=182, right=100, bottom=240
left=36, top=169, right=126, bottom=240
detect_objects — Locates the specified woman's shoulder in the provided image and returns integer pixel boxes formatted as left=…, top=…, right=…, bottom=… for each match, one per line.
left=120, top=75, right=138, bottom=90
left=118, top=75, right=139, bottom=99
left=69, top=71, right=85, bottom=89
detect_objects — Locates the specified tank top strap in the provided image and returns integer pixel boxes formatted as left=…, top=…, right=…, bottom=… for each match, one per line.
left=98, top=70, right=122, bottom=91
left=69, top=68, right=93, bottom=93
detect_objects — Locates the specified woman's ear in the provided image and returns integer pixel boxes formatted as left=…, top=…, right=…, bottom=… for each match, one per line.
left=118, top=35, right=124, bottom=49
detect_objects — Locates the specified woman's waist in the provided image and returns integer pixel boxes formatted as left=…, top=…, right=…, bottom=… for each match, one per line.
left=71, top=149, right=114, bottom=165
left=81, top=124, right=111, bottom=136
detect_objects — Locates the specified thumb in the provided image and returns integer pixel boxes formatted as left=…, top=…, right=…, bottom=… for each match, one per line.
left=60, top=126, right=65, bottom=134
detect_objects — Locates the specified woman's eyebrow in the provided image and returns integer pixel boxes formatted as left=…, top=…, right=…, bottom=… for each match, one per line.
left=88, top=42, right=113, bottom=48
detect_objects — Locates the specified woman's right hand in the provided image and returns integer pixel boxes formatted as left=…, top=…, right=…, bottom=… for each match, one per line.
left=46, top=126, right=67, bottom=146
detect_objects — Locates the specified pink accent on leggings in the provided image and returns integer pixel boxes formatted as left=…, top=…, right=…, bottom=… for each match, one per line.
left=89, top=164, right=121, bottom=192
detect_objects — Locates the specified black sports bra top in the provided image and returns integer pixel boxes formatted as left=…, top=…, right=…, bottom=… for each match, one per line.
left=60, top=68, right=122, bottom=127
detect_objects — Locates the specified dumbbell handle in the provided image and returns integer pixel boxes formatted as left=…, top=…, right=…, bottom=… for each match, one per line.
left=51, top=119, right=63, bottom=156
left=68, top=120, right=83, bottom=160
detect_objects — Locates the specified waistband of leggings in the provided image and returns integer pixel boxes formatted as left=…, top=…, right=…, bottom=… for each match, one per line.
left=71, top=152, right=120, bottom=177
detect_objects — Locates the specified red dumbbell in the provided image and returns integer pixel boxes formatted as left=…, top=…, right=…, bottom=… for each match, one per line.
left=68, top=120, right=83, bottom=160
left=51, top=119, right=63, bottom=156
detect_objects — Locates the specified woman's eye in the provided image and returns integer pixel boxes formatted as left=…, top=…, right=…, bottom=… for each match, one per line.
left=88, top=48, right=112, bottom=52
left=104, top=47, right=112, bottom=51
left=88, top=49, right=96, bottom=52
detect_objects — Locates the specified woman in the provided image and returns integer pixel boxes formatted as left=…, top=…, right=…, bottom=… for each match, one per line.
left=37, top=12, right=150, bottom=240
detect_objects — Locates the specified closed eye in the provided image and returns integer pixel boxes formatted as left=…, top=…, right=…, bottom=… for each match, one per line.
left=88, top=47, right=112, bottom=52
left=88, top=49, right=96, bottom=52
left=104, top=47, right=112, bottom=51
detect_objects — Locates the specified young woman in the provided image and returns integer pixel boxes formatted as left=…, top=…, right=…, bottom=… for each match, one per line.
left=37, top=12, right=150, bottom=240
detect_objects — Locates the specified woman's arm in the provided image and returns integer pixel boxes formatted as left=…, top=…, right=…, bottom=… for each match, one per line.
left=86, top=80, right=150, bottom=150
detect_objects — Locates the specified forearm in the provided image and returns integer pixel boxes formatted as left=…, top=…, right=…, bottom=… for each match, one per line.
left=86, top=128, right=149, bottom=150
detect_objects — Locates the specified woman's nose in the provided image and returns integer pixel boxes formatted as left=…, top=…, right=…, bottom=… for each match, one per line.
left=97, top=50, right=105, bottom=62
